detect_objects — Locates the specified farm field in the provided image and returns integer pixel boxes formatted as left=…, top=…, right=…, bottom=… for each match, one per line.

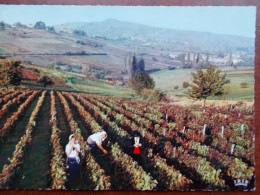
left=150, top=67, right=254, bottom=101
left=0, top=89, right=255, bottom=190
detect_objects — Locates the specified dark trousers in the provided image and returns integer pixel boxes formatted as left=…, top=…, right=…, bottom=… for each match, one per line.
left=66, top=157, right=80, bottom=179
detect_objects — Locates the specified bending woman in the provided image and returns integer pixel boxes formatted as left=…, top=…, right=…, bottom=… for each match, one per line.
left=65, top=134, right=80, bottom=179
left=87, top=131, right=108, bottom=154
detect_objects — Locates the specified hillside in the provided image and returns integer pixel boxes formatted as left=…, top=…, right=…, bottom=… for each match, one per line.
left=19, top=64, right=135, bottom=99
left=0, top=19, right=255, bottom=101
left=58, top=19, right=255, bottom=52
left=0, top=19, right=255, bottom=78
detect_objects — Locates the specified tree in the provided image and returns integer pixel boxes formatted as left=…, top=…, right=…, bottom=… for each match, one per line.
left=38, top=74, right=53, bottom=87
left=138, top=57, right=145, bottom=72
left=47, top=26, right=55, bottom=33
left=0, top=59, right=23, bottom=88
left=187, top=65, right=229, bottom=107
left=174, top=86, right=179, bottom=90
left=34, top=21, right=46, bottom=30
left=0, top=21, right=5, bottom=31
left=129, top=72, right=155, bottom=94
left=128, top=53, right=146, bottom=78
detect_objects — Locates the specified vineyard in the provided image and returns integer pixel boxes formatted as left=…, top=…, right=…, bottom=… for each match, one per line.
left=0, top=89, right=255, bottom=190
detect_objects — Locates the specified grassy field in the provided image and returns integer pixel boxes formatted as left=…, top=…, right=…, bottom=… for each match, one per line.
left=150, top=66, right=254, bottom=101
left=22, top=64, right=136, bottom=99
left=22, top=64, right=254, bottom=101
left=65, top=76, right=135, bottom=98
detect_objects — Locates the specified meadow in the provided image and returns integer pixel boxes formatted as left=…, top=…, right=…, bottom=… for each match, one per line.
left=150, top=67, right=254, bottom=101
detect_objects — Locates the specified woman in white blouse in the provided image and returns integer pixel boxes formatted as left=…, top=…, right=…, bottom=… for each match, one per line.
left=87, top=131, right=108, bottom=154
left=66, top=134, right=80, bottom=179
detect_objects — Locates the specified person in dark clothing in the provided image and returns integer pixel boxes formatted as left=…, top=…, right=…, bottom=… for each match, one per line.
left=126, top=131, right=142, bottom=163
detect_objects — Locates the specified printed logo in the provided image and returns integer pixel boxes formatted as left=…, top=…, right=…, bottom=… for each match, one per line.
left=234, top=179, right=249, bottom=187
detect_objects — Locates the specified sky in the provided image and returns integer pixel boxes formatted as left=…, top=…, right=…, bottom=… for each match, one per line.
left=0, top=5, right=256, bottom=38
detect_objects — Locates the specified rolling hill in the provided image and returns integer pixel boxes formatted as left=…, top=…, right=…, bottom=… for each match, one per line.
left=0, top=19, right=255, bottom=81
left=58, top=19, right=255, bottom=52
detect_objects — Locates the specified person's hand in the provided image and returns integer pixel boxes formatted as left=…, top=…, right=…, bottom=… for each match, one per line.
left=134, top=143, right=142, bottom=147
left=103, top=149, right=108, bottom=155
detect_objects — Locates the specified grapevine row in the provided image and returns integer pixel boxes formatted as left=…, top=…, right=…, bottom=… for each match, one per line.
left=81, top=93, right=229, bottom=188
left=80, top=93, right=159, bottom=147
left=183, top=140, right=254, bottom=180
left=107, top=95, right=254, bottom=164
left=63, top=92, right=157, bottom=190
left=73, top=93, right=192, bottom=190
left=111, top=142, right=157, bottom=190
left=56, top=91, right=112, bottom=190
left=0, top=90, right=22, bottom=105
left=49, top=91, right=67, bottom=189
left=105, top=95, right=254, bottom=151
left=0, top=91, right=46, bottom=188
left=0, top=90, right=15, bottom=99
left=163, top=141, right=226, bottom=188
left=0, top=90, right=33, bottom=118
left=110, top=95, right=255, bottom=180
left=0, top=90, right=40, bottom=141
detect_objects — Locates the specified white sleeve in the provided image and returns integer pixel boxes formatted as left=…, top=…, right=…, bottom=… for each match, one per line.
left=65, top=144, right=71, bottom=153
left=96, top=138, right=101, bottom=145
left=76, top=144, right=80, bottom=151
left=90, top=134, right=101, bottom=144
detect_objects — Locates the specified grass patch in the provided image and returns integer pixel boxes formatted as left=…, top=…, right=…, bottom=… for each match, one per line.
left=65, top=76, right=135, bottom=99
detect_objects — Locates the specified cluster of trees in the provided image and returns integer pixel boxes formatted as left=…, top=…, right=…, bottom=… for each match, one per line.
left=128, top=52, right=229, bottom=105
left=127, top=54, right=164, bottom=101
left=127, top=53, right=145, bottom=78
left=73, top=30, right=86, bottom=36
left=34, top=21, right=55, bottom=32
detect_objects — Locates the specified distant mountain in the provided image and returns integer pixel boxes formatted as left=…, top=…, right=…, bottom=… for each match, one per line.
left=57, top=19, right=255, bottom=52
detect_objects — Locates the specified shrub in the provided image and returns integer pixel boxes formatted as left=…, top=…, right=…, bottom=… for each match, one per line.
left=182, top=81, right=189, bottom=89
left=38, top=74, right=54, bottom=87
left=240, top=82, right=248, bottom=88
left=141, top=88, right=165, bottom=102
left=129, top=72, right=155, bottom=95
